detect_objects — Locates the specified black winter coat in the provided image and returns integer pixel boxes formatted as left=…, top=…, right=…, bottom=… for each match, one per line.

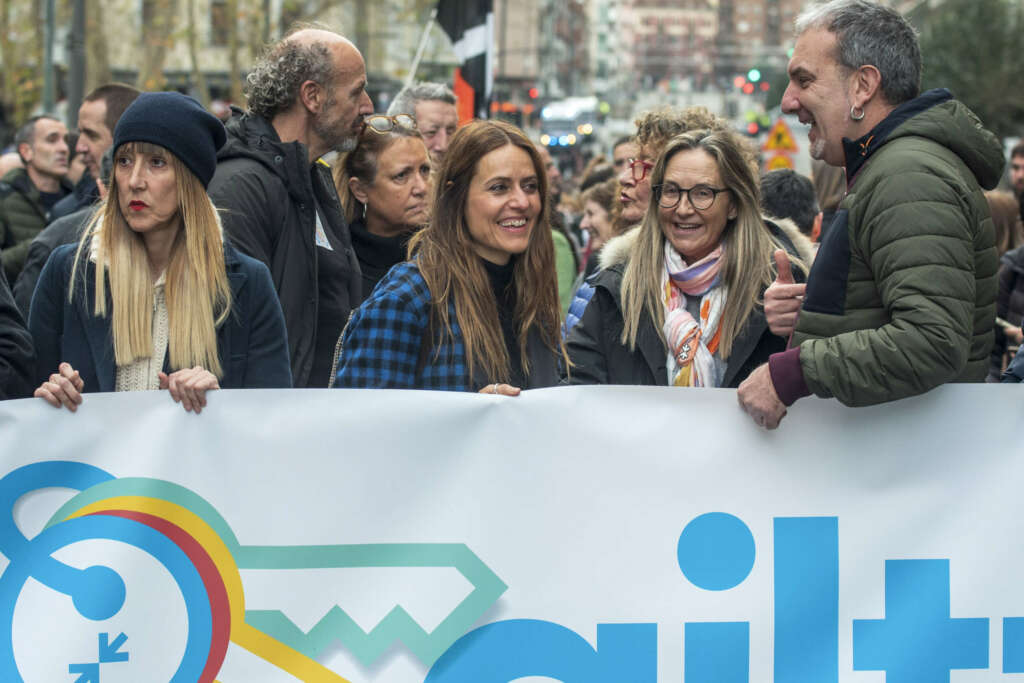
left=13, top=205, right=94, bottom=317
left=207, top=109, right=361, bottom=387
left=0, top=253, right=34, bottom=399
left=566, top=222, right=806, bottom=388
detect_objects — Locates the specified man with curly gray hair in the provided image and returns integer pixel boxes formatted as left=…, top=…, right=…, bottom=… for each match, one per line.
left=207, top=27, right=373, bottom=388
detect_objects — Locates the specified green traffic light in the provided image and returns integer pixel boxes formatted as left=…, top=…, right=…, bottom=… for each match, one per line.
left=747, top=68, right=761, bottom=83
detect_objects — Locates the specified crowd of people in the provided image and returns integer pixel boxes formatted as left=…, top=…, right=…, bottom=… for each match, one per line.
left=0, top=0, right=1020, bottom=427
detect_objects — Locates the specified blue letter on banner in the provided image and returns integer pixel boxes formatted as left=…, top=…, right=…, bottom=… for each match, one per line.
left=424, top=619, right=656, bottom=683
left=774, top=517, right=839, bottom=683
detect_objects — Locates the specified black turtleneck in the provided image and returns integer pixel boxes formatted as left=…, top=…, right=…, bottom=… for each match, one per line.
left=481, top=257, right=526, bottom=388
left=350, top=218, right=413, bottom=302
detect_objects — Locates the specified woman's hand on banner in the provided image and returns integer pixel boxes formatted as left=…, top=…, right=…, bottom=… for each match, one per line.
left=159, top=367, right=220, bottom=414
left=34, top=362, right=85, bottom=412
left=478, top=383, right=521, bottom=397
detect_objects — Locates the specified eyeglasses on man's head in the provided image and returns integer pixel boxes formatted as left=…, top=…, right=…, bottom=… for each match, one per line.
left=364, top=114, right=417, bottom=134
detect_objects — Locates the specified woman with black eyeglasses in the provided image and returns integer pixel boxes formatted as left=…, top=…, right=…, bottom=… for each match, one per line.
left=334, top=114, right=432, bottom=301
left=566, top=128, right=807, bottom=388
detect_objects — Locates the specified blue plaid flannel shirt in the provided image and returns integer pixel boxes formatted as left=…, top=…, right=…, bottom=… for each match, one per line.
left=334, top=262, right=471, bottom=391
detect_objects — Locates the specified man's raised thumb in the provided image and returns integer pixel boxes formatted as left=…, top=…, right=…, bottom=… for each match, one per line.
left=773, top=249, right=794, bottom=284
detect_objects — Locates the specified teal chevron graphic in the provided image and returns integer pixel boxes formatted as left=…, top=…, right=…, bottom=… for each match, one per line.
left=42, top=476, right=507, bottom=669
left=241, top=544, right=507, bottom=667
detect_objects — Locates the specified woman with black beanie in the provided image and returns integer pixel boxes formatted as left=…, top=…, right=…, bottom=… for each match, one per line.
left=30, top=91, right=291, bottom=413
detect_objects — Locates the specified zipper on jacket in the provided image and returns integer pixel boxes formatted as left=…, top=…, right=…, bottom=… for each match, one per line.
left=327, top=309, right=356, bottom=388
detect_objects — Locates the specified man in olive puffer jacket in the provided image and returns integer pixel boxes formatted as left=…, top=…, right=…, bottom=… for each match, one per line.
left=739, top=0, right=1002, bottom=428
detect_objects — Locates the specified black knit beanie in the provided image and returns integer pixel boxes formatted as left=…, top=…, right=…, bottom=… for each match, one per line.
left=112, top=92, right=226, bottom=188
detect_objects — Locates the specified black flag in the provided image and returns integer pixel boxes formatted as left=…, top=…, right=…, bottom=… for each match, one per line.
left=436, top=0, right=493, bottom=121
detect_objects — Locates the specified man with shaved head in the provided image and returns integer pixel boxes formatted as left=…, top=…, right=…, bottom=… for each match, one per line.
left=208, top=26, right=373, bottom=387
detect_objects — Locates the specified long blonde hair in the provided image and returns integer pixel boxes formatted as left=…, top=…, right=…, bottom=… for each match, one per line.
left=620, top=129, right=801, bottom=359
left=71, top=142, right=232, bottom=377
left=409, top=120, right=568, bottom=384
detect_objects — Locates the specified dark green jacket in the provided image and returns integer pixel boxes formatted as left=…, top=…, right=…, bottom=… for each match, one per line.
left=793, top=89, right=1002, bottom=406
left=0, top=167, right=71, bottom=281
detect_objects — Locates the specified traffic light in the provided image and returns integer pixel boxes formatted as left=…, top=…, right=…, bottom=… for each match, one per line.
left=747, top=68, right=762, bottom=83
left=743, top=112, right=773, bottom=137
left=528, top=87, right=539, bottom=99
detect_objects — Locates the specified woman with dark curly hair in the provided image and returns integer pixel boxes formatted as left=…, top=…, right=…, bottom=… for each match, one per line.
left=334, top=119, right=568, bottom=394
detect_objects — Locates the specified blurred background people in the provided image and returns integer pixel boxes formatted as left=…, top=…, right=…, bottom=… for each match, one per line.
left=388, top=81, right=458, bottom=165
left=567, top=128, right=806, bottom=388
left=0, top=253, right=33, bottom=400
left=50, top=83, right=140, bottom=222
left=811, top=158, right=846, bottom=241
left=760, top=168, right=822, bottom=248
left=336, top=120, right=567, bottom=393
left=579, top=177, right=618, bottom=265
left=535, top=142, right=580, bottom=317
left=611, top=136, right=638, bottom=176
left=334, top=114, right=431, bottom=300
left=14, top=149, right=114, bottom=316
left=564, top=176, right=619, bottom=336
left=0, top=115, right=71, bottom=281
left=987, top=190, right=1024, bottom=379
left=64, top=132, right=87, bottom=189
left=0, top=153, right=23, bottom=179
left=29, top=92, right=291, bottom=414
left=1009, top=141, right=1024, bottom=225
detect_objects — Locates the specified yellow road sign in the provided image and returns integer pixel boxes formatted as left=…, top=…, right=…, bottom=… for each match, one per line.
left=762, top=118, right=799, bottom=153
left=765, top=154, right=795, bottom=171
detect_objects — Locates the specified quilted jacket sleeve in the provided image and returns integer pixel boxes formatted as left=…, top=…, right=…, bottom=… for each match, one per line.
left=565, top=284, right=612, bottom=385
left=799, top=165, right=980, bottom=406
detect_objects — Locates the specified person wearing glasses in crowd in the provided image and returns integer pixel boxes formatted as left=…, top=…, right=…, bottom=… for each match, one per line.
left=334, top=114, right=432, bottom=301
left=29, top=92, right=291, bottom=414
left=335, top=120, right=568, bottom=394
left=565, top=128, right=807, bottom=388
left=616, top=107, right=729, bottom=233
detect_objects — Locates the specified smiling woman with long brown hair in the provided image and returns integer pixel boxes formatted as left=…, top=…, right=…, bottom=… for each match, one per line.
left=334, top=119, right=568, bottom=393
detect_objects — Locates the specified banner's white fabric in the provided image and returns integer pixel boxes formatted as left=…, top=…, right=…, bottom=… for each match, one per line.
left=0, top=385, right=1021, bottom=682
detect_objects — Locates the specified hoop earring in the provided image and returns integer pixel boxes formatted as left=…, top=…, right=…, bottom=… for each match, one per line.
left=850, top=105, right=865, bottom=121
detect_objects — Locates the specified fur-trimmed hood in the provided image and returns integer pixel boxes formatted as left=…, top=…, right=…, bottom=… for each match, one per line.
left=598, top=215, right=816, bottom=271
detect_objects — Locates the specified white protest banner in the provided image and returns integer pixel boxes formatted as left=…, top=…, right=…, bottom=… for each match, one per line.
left=0, top=385, right=1022, bottom=682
